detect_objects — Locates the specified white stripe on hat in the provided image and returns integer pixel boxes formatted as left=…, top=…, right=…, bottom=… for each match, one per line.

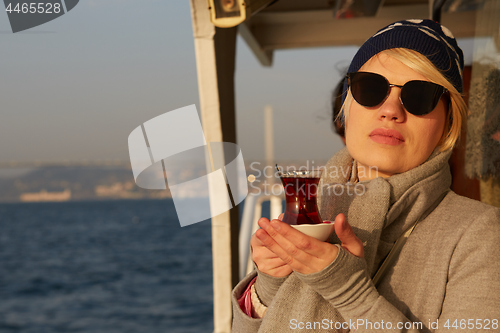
left=441, top=25, right=455, bottom=39
left=372, top=26, right=395, bottom=38
left=456, top=59, right=462, bottom=78
left=418, top=28, right=440, bottom=41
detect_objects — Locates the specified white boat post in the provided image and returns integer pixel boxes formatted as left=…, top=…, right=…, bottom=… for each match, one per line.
left=190, top=1, right=240, bottom=332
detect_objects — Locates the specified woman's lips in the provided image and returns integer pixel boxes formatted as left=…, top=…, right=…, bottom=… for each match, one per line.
left=369, top=128, right=405, bottom=146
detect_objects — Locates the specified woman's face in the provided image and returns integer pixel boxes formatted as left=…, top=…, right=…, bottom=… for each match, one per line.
left=345, top=52, right=447, bottom=181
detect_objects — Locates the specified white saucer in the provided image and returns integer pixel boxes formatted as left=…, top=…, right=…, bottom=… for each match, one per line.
left=291, top=222, right=335, bottom=242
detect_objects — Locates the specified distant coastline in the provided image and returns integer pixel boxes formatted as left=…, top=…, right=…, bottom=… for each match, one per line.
left=20, top=189, right=72, bottom=202
left=1, top=160, right=328, bottom=203
left=0, top=164, right=169, bottom=203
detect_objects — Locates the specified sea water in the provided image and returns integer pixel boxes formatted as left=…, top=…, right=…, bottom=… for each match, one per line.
left=0, top=199, right=216, bottom=333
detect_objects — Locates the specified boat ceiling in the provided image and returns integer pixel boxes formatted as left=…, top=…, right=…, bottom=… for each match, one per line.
left=241, top=0, right=481, bottom=66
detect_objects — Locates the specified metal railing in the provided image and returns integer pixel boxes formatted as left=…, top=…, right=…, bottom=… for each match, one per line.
left=239, top=192, right=284, bottom=279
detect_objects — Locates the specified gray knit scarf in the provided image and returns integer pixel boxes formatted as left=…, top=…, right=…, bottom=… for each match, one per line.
left=318, top=147, right=452, bottom=276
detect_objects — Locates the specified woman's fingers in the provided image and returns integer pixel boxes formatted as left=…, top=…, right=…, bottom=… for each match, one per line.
left=253, top=215, right=362, bottom=275
left=253, top=255, right=292, bottom=276
left=251, top=221, right=293, bottom=277
left=256, top=219, right=308, bottom=268
left=258, top=219, right=314, bottom=255
left=334, top=213, right=364, bottom=258
left=257, top=218, right=339, bottom=274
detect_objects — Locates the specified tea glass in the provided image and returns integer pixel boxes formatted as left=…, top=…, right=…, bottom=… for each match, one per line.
left=278, top=169, right=323, bottom=225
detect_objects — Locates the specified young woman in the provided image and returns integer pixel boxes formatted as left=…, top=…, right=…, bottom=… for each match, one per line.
left=232, top=19, right=500, bottom=332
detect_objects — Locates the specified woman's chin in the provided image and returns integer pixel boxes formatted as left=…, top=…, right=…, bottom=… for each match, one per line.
left=354, top=154, right=404, bottom=180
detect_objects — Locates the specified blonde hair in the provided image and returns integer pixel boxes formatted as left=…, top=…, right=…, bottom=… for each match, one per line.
left=340, top=48, right=468, bottom=151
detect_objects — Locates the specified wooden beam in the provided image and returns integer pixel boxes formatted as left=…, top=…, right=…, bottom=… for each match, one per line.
left=243, top=4, right=477, bottom=51
left=238, top=22, right=273, bottom=66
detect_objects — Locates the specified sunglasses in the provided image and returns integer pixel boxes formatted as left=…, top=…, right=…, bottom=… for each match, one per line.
left=346, top=72, right=448, bottom=116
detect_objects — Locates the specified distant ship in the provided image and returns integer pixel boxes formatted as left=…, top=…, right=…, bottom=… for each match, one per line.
left=20, top=189, right=71, bottom=202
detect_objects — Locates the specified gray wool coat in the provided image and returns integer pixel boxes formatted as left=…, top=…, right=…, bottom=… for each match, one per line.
left=231, top=148, right=500, bottom=332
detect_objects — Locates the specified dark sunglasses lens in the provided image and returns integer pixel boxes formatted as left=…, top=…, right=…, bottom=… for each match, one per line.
left=350, top=72, right=388, bottom=107
left=401, top=81, right=445, bottom=115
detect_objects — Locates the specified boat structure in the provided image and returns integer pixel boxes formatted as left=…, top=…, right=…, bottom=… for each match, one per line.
left=188, top=0, right=500, bottom=331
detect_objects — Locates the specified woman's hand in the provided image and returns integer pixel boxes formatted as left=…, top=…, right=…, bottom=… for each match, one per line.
left=256, top=214, right=364, bottom=275
left=251, top=216, right=293, bottom=278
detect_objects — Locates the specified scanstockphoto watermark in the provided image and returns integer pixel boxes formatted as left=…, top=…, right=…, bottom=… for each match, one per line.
left=248, top=161, right=378, bottom=197
left=290, top=318, right=423, bottom=331
left=3, top=0, right=79, bottom=33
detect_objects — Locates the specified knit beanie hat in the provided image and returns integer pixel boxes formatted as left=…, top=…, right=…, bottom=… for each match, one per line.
left=344, top=19, right=465, bottom=101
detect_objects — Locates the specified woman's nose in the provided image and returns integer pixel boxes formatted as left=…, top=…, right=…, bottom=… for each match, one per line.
left=377, top=87, right=406, bottom=122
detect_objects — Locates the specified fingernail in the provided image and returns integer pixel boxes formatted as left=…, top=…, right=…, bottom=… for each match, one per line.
left=270, top=220, right=280, bottom=230
left=258, top=218, right=269, bottom=229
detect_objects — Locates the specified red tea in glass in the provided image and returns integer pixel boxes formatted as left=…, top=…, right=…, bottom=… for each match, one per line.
left=279, top=170, right=323, bottom=225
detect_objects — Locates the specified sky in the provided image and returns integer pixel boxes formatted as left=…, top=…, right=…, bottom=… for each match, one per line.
left=0, top=0, right=355, bottom=167
left=0, top=1, right=478, bottom=166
